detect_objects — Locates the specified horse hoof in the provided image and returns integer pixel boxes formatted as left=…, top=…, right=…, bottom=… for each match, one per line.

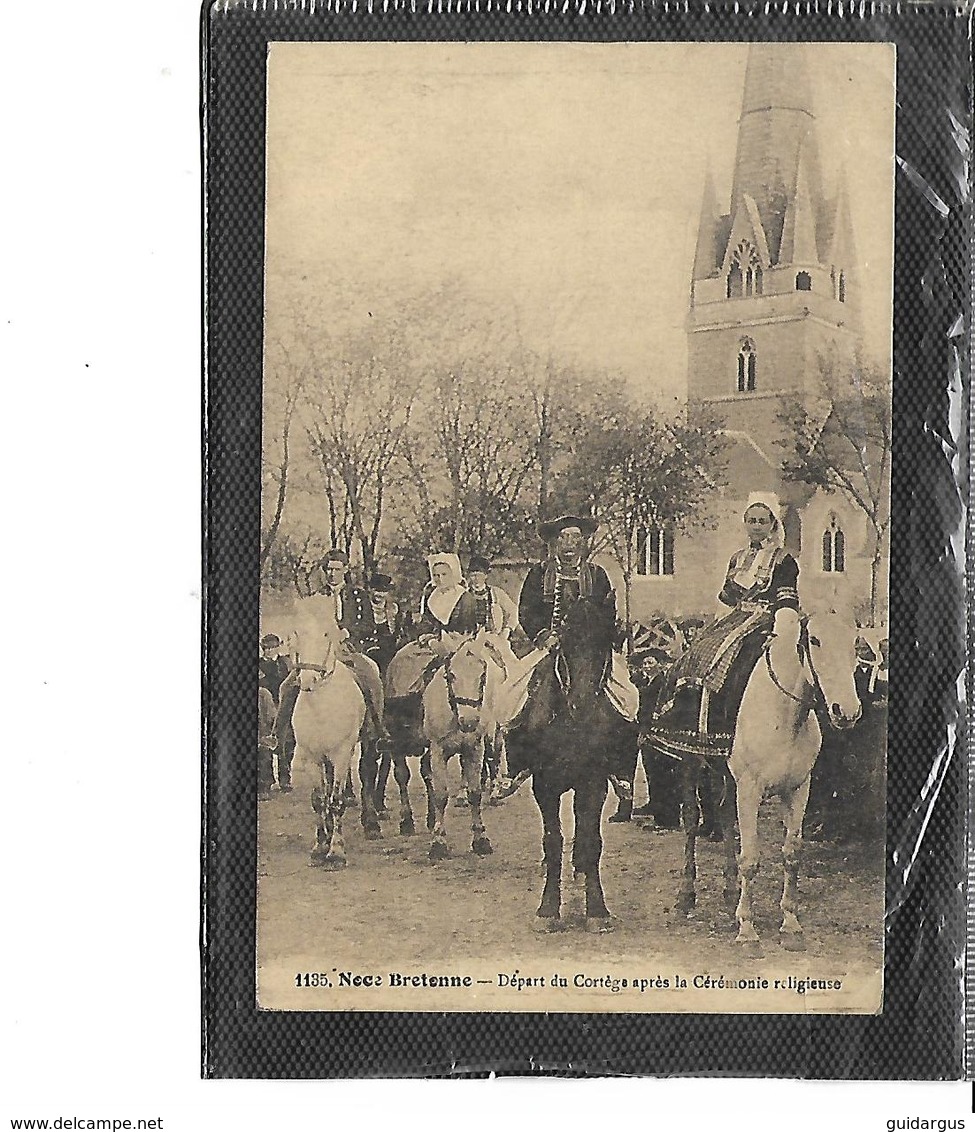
left=309, top=847, right=330, bottom=866
left=738, top=938, right=764, bottom=959
left=532, top=915, right=563, bottom=933
left=363, top=827, right=383, bottom=841
left=585, top=916, right=616, bottom=934
left=472, top=837, right=493, bottom=856
left=429, top=841, right=450, bottom=862
left=399, top=821, right=416, bottom=837
left=323, top=855, right=347, bottom=871
left=675, top=894, right=696, bottom=917
left=780, top=931, right=806, bottom=952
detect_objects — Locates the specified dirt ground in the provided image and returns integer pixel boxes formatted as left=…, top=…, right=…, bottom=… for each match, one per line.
left=256, top=747, right=885, bottom=1014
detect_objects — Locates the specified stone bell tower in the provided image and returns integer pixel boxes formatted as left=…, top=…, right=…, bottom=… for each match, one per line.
left=687, top=43, right=858, bottom=464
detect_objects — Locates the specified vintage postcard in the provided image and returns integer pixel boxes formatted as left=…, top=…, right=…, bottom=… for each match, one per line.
left=256, top=41, right=893, bottom=1014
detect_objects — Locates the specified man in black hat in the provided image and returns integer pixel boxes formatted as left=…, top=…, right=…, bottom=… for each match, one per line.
left=448, top=554, right=520, bottom=639
left=363, top=572, right=401, bottom=673
left=497, top=513, right=638, bottom=797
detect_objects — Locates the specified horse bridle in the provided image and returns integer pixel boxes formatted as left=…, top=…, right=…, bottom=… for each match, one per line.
left=293, top=653, right=334, bottom=688
left=763, top=619, right=827, bottom=711
left=444, top=648, right=488, bottom=723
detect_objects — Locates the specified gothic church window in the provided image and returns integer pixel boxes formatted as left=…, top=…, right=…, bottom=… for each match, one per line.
left=636, top=527, right=674, bottom=577
left=727, top=241, right=762, bottom=299
left=822, top=515, right=845, bottom=573
left=727, top=263, right=742, bottom=299
left=795, top=271, right=812, bottom=292
left=737, top=338, right=757, bottom=393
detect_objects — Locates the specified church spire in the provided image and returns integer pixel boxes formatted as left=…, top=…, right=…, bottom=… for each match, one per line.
left=692, top=164, right=721, bottom=280
left=730, top=44, right=825, bottom=265
left=779, top=136, right=821, bottom=267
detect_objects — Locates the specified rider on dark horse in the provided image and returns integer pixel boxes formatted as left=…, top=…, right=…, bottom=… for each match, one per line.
left=499, top=511, right=640, bottom=929
left=499, top=513, right=639, bottom=798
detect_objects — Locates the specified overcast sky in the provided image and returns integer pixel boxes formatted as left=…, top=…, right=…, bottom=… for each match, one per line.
left=265, top=42, right=895, bottom=405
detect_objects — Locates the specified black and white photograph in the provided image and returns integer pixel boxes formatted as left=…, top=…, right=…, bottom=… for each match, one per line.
left=256, top=40, right=893, bottom=1014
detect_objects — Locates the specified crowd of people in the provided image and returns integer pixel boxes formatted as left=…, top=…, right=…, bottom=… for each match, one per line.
left=258, top=503, right=888, bottom=839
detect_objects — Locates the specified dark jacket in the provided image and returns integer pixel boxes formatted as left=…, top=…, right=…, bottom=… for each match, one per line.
left=717, top=547, right=800, bottom=614
left=314, top=582, right=376, bottom=649
left=258, top=654, right=292, bottom=704
left=518, top=560, right=616, bottom=645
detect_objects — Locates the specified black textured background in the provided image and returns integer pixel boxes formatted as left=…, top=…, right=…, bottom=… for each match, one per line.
left=203, top=0, right=972, bottom=1079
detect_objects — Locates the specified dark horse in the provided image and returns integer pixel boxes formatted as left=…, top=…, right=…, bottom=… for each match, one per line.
left=504, top=600, right=637, bottom=932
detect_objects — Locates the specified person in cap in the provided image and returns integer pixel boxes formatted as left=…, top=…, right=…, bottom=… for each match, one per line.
left=677, top=616, right=706, bottom=650
left=648, top=500, right=800, bottom=758
left=447, top=555, right=519, bottom=638
left=259, top=633, right=292, bottom=702
left=258, top=632, right=296, bottom=791
left=496, top=512, right=640, bottom=797
left=363, top=572, right=401, bottom=673
left=610, top=645, right=678, bottom=824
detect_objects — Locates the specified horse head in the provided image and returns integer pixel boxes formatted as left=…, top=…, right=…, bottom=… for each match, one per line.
left=291, top=596, right=342, bottom=693
left=444, top=640, right=489, bottom=734
left=801, top=612, right=862, bottom=730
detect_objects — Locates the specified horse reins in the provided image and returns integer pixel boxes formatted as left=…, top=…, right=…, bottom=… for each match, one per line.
left=444, top=651, right=488, bottom=723
left=763, top=621, right=826, bottom=711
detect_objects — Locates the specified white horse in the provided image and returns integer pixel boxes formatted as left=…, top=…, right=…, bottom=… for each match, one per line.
left=287, top=597, right=367, bottom=870
left=730, top=610, right=862, bottom=954
left=422, top=636, right=501, bottom=862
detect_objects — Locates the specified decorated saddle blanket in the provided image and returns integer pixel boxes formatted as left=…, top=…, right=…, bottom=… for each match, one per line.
left=647, top=632, right=769, bottom=759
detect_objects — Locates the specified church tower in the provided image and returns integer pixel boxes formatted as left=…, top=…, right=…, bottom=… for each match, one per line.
left=687, top=44, right=858, bottom=469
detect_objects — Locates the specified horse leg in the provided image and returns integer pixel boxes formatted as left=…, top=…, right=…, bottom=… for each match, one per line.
left=575, top=780, right=612, bottom=930
left=609, top=736, right=638, bottom=823
left=779, top=777, right=811, bottom=950
left=427, top=741, right=450, bottom=861
left=676, top=756, right=701, bottom=917
left=393, top=753, right=415, bottom=837
left=463, top=738, right=493, bottom=856
left=310, top=761, right=335, bottom=866
left=375, top=747, right=391, bottom=814
left=482, top=730, right=500, bottom=804
left=420, top=749, right=436, bottom=831
left=358, top=740, right=383, bottom=840
left=532, top=771, right=564, bottom=930
left=324, top=770, right=348, bottom=870
left=734, top=776, right=763, bottom=956
left=717, top=768, right=739, bottom=914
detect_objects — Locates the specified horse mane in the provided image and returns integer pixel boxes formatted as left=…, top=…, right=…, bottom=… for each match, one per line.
left=558, top=598, right=615, bottom=663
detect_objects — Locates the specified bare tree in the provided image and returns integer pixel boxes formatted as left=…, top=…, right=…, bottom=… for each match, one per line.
left=396, top=353, right=542, bottom=564
left=555, top=396, right=727, bottom=625
left=305, top=334, right=421, bottom=578
left=261, top=340, right=307, bottom=572
left=779, top=354, right=892, bottom=626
